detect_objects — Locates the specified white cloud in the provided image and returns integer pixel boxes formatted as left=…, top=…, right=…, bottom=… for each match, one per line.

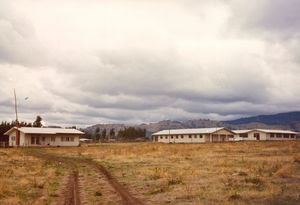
left=0, top=0, right=300, bottom=127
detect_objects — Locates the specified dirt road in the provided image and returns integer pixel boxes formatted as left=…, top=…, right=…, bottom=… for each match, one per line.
left=27, top=149, right=143, bottom=205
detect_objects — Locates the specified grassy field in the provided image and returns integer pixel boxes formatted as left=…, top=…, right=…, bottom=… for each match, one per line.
left=0, top=148, right=67, bottom=205
left=0, top=141, right=300, bottom=204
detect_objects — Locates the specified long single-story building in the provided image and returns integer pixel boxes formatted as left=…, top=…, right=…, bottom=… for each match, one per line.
left=4, top=127, right=84, bottom=147
left=232, top=129, right=297, bottom=141
left=152, top=127, right=235, bottom=143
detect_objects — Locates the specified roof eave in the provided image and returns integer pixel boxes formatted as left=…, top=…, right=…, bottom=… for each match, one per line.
left=4, top=127, right=17, bottom=135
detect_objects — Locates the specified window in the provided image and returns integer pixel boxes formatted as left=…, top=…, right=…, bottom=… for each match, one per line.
left=240, top=133, right=248, bottom=138
left=283, top=134, right=289, bottom=138
left=291, top=134, right=295, bottom=138
left=70, top=137, right=74, bottom=142
left=270, top=133, right=274, bottom=138
left=176, top=135, right=178, bottom=139
left=31, top=136, right=35, bottom=144
left=200, top=135, right=203, bottom=138
left=228, top=135, right=234, bottom=138
left=189, top=135, right=192, bottom=138
left=61, top=137, right=64, bottom=141
left=181, top=135, right=184, bottom=139
left=36, top=137, right=40, bottom=144
left=51, top=136, right=55, bottom=142
left=11, top=136, right=16, bottom=141
left=42, top=137, right=46, bottom=142
left=160, top=136, right=163, bottom=139
left=277, top=133, right=282, bottom=138
left=194, top=135, right=197, bottom=138
left=66, top=137, right=70, bottom=141
left=171, top=136, right=174, bottom=139
left=165, top=136, right=168, bottom=139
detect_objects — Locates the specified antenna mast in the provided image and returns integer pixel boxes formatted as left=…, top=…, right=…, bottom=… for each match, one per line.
left=14, top=88, right=19, bottom=126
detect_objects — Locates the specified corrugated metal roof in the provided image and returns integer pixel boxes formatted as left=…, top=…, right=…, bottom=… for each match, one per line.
left=232, top=130, right=251, bottom=134
left=233, top=129, right=297, bottom=134
left=5, top=127, right=84, bottom=135
left=152, top=127, right=227, bottom=135
left=255, top=129, right=297, bottom=134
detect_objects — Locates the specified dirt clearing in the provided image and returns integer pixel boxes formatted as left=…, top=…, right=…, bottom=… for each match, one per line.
left=27, top=149, right=143, bottom=205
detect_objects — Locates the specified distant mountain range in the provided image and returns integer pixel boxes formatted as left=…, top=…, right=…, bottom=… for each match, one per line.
left=84, top=111, right=300, bottom=135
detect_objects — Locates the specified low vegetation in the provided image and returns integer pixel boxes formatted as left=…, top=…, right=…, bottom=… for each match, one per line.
left=0, top=148, right=67, bottom=204
left=0, top=141, right=299, bottom=204
left=46, top=141, right=300, bottom=204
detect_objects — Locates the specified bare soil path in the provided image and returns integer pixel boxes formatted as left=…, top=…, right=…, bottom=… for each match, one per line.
left=81, top=158, right=143, bottom=205
left=26, top=149, right=143, bottom=205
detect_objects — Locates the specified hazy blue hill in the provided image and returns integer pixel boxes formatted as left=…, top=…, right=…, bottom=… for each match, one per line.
left=224, top=111, right=300, bottom=125
left=84, top=111, right=300, bottom=136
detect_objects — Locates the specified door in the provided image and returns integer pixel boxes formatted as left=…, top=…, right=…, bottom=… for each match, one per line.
left=16, top=130, right=20, bottom=146
left=205, top=135, right=210, bottom=142
left=212, top=135, right=218, bottom=142
left=254, top=133, right=260, bottom=140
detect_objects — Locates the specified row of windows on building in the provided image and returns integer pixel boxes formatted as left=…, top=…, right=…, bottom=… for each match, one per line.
left=30, top=136, right=75, bottom=144
left=239, top=133, right=296, bottom=138
left=158, top=134, right=234, bottom=139
left=270, top=133, right=295, bottom=138
left=159, top=134, right=204, bottom=139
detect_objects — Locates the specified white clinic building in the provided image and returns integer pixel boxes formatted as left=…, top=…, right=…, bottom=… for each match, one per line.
left=5, top=127, right=84, bottom=147
left=152, top=127, right=235, bottom=143
left=232, top=129, right=297, bottom=141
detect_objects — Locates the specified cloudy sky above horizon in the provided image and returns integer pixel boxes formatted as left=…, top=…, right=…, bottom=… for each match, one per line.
left=1, top=0, right=300, bottom=127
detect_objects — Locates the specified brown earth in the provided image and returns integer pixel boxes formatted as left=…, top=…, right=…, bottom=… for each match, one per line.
left=81, top=158, right=143, bottom=205
left=27, top=149, right=142, bottom=205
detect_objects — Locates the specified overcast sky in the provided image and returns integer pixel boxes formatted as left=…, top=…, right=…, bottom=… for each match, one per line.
left=1, top=0, right=300, bottom=127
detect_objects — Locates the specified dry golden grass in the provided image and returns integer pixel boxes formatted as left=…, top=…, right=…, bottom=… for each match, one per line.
left=0, top=148, right=66, bottom=205
left=45, top=141, right=300, bottom=204
left=1, top=141, right=299, bottom=204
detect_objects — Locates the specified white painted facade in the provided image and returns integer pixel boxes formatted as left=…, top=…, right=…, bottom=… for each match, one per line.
left=152, top=128, right=235, bottom=143
left=5, top=127, right=83, bottom=147
left=233, top=129, right=297, bottom=141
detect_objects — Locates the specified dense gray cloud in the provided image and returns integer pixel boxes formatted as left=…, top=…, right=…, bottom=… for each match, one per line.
left=0, top=0, right=300, bottom=127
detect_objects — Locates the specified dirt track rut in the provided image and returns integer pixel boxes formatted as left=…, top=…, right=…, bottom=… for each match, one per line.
left=81, top=158, right=143, bottom=205
left=27, top=150, right=142, bottom=205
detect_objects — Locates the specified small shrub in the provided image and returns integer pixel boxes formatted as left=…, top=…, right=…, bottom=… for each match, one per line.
left=238, top=171, right=248, bottom=176
left=245, top=177, right=263, bottom=185
left=148, top=174, right=160, bottom=180
left=146, top=188, right=165, bottom=195
left=167, top=178, right=182, bottom=186
left=94, top=191, right=102, bottom=196
left=50, top=193, right=59, bottom=197
left=229, top=192, right=241, bottom=200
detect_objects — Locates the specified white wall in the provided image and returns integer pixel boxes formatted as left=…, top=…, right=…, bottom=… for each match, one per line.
left=155, top=134, right=207, bottom=143
left=9, top=130, right=16, bottom=146
left=266, top=133, right=295, bottom=141
left=153, top=129, right=234, bottom=143
left=8, top=130, right=80, bottom=147
left=27, top=134, right=80, bottom=147
left=235, top=131, right=296, bottom=141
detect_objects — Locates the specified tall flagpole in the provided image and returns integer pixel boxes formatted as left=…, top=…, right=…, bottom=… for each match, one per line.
left=14, top=88, right=19, bottom=126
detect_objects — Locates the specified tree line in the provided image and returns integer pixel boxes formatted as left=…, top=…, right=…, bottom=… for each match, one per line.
left=84, top=126, right=147, bottom=142
left=0, top=116, right=44, bottom=137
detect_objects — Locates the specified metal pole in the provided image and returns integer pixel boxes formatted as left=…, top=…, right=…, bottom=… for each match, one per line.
left=168, top=121, right=170, bottom=143
left=14, top=88, right=19, bottom=126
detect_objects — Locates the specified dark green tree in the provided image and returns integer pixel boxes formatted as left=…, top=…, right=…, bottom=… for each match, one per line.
left=33, top=116, right=43, bottom=127
left=117, top=127, right=146, bottom=141
left=95, top=127, right=100, bottom=141
left=101, top=129, right=107, bottom=141
left=109, top=128, right=115, bottom=138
